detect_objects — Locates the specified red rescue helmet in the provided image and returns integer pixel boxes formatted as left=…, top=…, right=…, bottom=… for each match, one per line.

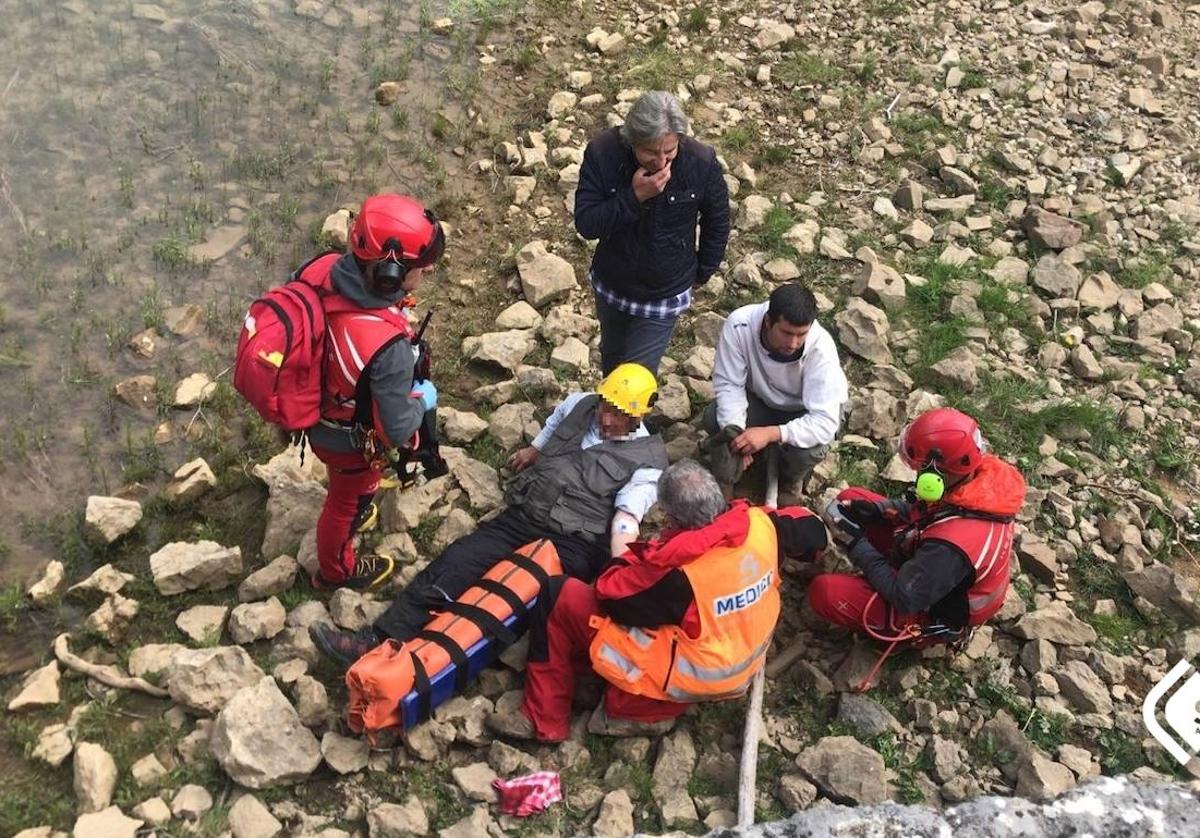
left=350, top=193, right=445, bottom=269
left=898, top=407, right=987, bottom=476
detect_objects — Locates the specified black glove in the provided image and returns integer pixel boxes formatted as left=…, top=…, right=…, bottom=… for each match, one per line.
left=843, top=498, right=910, bottom=526
left=823, top=500, right=864, bottom=549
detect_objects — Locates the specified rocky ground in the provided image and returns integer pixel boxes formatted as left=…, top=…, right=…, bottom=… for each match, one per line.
left=5, top=0, right=1200, bottom=835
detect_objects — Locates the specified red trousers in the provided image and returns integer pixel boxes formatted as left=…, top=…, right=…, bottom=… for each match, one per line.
left=521, top=578, right=686, bottom=741
left=807, top=487, right=924, bottom=636
left=312, top=446, right=381, bottom=584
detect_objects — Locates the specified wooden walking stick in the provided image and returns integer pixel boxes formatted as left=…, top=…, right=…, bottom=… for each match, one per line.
left=737, top=448, right=779, bottom=827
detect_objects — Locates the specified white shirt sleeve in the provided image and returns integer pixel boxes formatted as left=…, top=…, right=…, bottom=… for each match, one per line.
left=713, top=316, right=751, bottom=429
left=779, top=335, right=847, bottom=449
left=531, top=392, right=588, bottom=449
left=613, top=467, right=662, bottom=521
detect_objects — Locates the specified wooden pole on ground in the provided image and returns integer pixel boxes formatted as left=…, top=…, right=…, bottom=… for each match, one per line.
left=737, top=448, right=779, bottom=827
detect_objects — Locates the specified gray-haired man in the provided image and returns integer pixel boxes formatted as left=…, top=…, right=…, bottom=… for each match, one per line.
left=574, top=91, right=731, bottom=375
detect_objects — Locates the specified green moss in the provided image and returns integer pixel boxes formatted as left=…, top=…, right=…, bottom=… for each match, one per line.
left=1115, top=250, right=1170, bottom=289
left=777, top=53, right=845, bottom=87
left=721, top=123, right=761, bottom=154
left=752, top=205, right=799, bottom=259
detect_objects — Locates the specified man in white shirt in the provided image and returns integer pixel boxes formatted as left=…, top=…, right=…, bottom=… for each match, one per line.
left=311, top=364, right=669, bottom=667
left=704, top=283, right=848, bottom=498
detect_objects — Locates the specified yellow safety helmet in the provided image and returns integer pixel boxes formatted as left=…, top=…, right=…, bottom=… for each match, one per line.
left=596, top=363, right=658, bottom=417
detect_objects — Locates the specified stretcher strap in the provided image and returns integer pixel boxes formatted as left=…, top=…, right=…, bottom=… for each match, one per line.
left=416, top=629, right=471, bottom=692
left=503, top=544, right=552, bottom=592
left=440, top=601, right=518, bottom=646
left=410, top=651, right=433, bottom=721
left=474, top=578, right=529, bottom=623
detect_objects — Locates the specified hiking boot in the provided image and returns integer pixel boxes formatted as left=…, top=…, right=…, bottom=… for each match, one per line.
left=354, top=501, right=379, bottom=533
left=309, top=623, right=383, bottom=669
left=345, top=553, right=396, bottom=590
left=573, top=675, right=605, bottom=711
left=586, top=700, right=677, bottom=738
left=485, top=708, right=542, bottom=741
left=310, top=553, right=395, bottom=592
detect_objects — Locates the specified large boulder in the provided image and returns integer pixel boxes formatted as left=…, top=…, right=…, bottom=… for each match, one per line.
left=1015, top=752, right=1077, bottom=802
left=83, top=496, right=143, bottom=544
left=167, top=647, right=267, bottom=715
left=127, top=643, right=188, bottom=679
left=593, top=789, right=635, bottom=838
left=368, top=795, right=429, bottom=837
left=7, top=660, right=60, bottom=711
left=228, top=598, right=287, bottom=644
left=834, top=299, right=892, bottom=364
left=164, top=458, right=217, bottom=504
left=1022, top=207, right=1085, bottom=250
left=261, top=480, right=326, bottom=560
left=228, top=793, right=283, bottom=838
left=516, top=241, right=577, bottom=307
left=1031, top=254, right=1082, bottom=298
left=150, top=541, right=242, bottom=595
left=453, top=458, right=504, bottom=512
left=72, top=806, right=142, bottom=838
left=1122, top=562, right=1200, bottom=623
left=211, top=677, right=322, bottom=789
left=795, top=736, right=888, bottom=804
left=463, top=330, right=536, bottom=371
left=488, top=403, right=539, bottom=449
left=1010, top=602, right=1097, bottom=645
left=846, top=389, right=902, bottom=441
left=852, top=261, right=907, bottom=311
left=251, top=444, right=327, bottom=486
left=67, top=564, right=133, bottom=597
left=929, top=346, right=980, bottom=393
left=73, top=742, right=118, bottom=813
left=652, top=729, right=698, bottom=827
left=321, top=731, right=370, bottom=775
left=238, top=555, right=299, bottom=602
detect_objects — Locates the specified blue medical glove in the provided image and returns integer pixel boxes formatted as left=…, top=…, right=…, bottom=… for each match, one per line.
left=411, top=379, right=438, bottom=411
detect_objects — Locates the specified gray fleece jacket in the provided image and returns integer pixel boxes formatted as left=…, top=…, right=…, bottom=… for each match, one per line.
left=308, top=254, right=427, bottom=453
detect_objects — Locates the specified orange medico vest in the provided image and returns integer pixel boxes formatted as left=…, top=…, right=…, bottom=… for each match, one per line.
left=589, top=507, right=781, bottom=703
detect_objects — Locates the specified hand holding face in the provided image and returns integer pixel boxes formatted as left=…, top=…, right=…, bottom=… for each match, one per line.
left=631, top=162, right=672, bottom=202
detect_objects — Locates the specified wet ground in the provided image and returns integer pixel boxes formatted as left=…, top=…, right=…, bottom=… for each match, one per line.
left=0, top=0, right=508, bottom=588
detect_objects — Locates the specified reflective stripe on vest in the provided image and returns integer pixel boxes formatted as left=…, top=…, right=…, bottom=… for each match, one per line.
left=666, top=681, right=754, bottom=703
left=595, top=642, right=643, bottom=683
left=968, top=584, right=1007, bottom=614
left=672, top=632, right=772, bottom=683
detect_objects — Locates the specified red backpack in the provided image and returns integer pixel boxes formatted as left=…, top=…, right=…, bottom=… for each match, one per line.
left=233, top=252, right=343, bottom=432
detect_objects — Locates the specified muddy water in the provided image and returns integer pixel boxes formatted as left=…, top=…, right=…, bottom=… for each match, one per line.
left=0, top=0, right=496, bottom=585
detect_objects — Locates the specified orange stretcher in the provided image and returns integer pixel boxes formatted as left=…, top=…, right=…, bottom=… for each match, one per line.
left=345, top=539, right=561, bottom=739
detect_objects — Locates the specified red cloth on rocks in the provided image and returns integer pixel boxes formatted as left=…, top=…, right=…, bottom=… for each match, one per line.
left=492, top=771, right=563, bottom=816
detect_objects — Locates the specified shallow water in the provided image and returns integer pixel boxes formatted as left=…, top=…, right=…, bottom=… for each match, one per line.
left=0, top=0, right=492, bottom=584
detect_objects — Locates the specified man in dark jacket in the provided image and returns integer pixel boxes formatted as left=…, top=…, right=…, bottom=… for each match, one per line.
left=310, top=364, right=670, bottom=667
left=575, top=91, right=730, bottom=375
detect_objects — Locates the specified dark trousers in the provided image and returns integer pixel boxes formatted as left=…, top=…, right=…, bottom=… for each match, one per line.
left=593, top=293, right=679, bottom=376
left=700, top=393, right=829, bottom=486
left=372, top=507, right=609, bottom=642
